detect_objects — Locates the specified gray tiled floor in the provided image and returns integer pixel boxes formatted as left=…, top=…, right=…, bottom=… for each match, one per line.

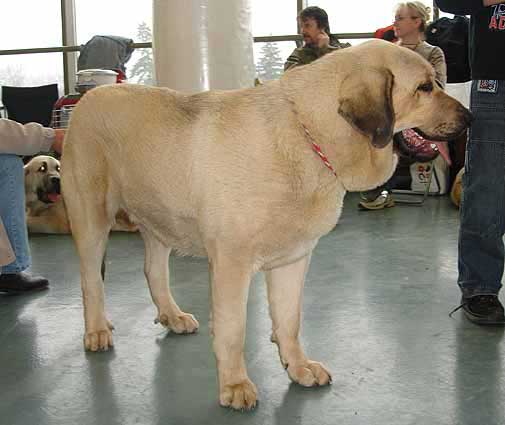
left=1, top=193, right=504, bottom=425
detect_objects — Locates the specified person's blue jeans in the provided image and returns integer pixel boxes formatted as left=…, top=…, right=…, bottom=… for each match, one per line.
left=458, top=80, right=505, bottom=297
left=0, top=154, right=31, bottom=274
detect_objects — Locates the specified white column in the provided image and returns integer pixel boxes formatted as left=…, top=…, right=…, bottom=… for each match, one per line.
left=61, top=0, right=78, bottom=94
left=206, top=0, right=255, bottom=90
left=152, top=0, right=255, bottom=93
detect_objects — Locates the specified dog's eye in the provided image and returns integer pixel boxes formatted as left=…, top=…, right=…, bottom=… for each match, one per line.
left=418, top=82, right=433, bottom=93
left=38, top=165, right=47, bottom=172
left=56, top=165, right=61, bottom=172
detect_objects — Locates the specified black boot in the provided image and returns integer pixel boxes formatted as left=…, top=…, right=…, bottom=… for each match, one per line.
left=0, top=271, right=49, bottom=293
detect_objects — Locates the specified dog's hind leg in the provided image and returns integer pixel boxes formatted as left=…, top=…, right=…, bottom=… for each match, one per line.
left=265, top=253, right=332, bottom=387
left=208, top=250, right=257, bottom=410
left=67, top=203, right=114, bottom=351
left=142, top=230, right=199, bottom=334
left=61, top=149, right=114, bottom=352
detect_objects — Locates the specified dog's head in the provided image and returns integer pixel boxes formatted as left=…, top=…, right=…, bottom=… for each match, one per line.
left=24, top=155, right=62, bottom=207
left=336, top=40, right=472, bottom=149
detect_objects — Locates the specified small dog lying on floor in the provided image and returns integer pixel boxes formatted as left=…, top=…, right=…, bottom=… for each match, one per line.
left=24, top=155, right=137, bottom=234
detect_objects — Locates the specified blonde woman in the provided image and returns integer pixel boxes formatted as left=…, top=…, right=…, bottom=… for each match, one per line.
left=359, top=1, right=448, bottom=210
left=394, top=1, right=447, bottom=88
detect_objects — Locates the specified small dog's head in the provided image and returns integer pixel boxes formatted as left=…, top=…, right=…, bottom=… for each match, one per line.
left=24, top=155, right=62, bottom=207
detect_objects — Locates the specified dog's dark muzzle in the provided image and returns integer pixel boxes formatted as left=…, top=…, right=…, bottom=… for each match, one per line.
left=37, top=176, right=61, bottom=204
left=50, top=176, right=61, bottom=194
left=414, top=105, right=474, bottom=143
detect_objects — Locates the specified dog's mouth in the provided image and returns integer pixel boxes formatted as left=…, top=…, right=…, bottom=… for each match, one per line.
left=413, top=126, right=465, bottom=142
left=37, top=187, right=61, bottom=204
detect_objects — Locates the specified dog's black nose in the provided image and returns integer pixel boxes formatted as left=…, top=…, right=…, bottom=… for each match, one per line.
left=50, top=176, right=61, bottom=194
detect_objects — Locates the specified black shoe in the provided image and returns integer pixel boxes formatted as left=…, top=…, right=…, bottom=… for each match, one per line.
left=452, top=295, right=505, bottom=325
left=0, top=271, right=49, bottom=293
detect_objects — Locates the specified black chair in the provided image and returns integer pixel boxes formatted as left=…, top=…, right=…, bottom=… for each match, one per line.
left=1, top=84, right=59, bottom=127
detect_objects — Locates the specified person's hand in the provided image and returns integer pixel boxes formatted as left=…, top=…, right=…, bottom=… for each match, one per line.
left=51, top=128, right=65, bottom=154
left=317, top=30, right=330, bottom=49
left=484, top=0, right=504, bottom=6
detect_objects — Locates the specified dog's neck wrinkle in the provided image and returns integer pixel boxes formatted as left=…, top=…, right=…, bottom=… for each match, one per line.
left=280, top=65, right=346, bottom=169
left=282, top=89, right=341, bottom=185
left=281, top=71, right=397, bottom=193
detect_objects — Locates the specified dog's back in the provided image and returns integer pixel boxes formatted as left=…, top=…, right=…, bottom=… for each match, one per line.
left=61, top=83, right=329, bottom=256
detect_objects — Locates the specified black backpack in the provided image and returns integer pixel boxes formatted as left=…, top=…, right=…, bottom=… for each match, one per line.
left=425, top=16, right=471, bottom=83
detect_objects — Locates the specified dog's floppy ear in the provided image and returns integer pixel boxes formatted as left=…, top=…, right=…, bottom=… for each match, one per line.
left=338, top=68, right=395, bottom=149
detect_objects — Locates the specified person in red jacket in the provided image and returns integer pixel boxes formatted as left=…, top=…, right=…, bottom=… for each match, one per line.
left=437, top=0, right=505, bottom=324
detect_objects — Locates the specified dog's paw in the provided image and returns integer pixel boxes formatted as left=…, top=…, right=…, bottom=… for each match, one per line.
left=155, top=312, right=199, bottom=334
left=287, top=360, right=332, bottom=387
left=84, top=326, right=114, bottom=352
left=219, top=379, right=258, bottom=411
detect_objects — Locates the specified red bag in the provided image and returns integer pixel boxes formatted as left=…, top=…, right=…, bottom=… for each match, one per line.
left=374, top=24, right=397, bottom=42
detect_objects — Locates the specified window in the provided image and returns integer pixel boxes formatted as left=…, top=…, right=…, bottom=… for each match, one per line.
left=251, top=0, right=298, bottom=36
left=75, top=0, right=153, bottom=81
left=0, top=0, right=443, bottom=95
left=74, top=0, right=152, bottom=44
left=0, top=53, right=63, bottom=90
left=254, top=41, right=295, bottom=81
left=307, top=0, right=403, bottom=34
left=0, top=0, right=62, bottom=50
left=0, top=0, right=63, bottom=104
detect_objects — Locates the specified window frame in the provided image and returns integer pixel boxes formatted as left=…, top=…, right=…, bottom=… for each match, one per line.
left=0, top=0, right=440, bottom=95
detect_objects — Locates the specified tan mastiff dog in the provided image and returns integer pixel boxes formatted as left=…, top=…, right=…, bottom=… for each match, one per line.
left=61, top=40, right=471, bottom=410
left=24, top=155, right=137, bottom=234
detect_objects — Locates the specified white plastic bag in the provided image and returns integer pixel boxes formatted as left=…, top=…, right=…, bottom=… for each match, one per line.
left=410, top=155, right=449, bottom=195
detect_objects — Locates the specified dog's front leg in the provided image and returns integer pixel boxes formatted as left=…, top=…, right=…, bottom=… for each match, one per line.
left=26, top=215, right=70, bottom=234
left=209, top=255, right=257, bottom=410
left=142, top=231, right=199, bottom=333
left=265, top=253, right=332, bottom=386
left=80, top=240, right=114, bottom=352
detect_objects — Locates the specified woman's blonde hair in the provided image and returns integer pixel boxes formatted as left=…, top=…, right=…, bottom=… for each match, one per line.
left=396, top=2, right=431, bottom=32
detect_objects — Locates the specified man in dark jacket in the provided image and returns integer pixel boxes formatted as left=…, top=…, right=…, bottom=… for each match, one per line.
left=284, top=6, right=350, bottom=71
left=437, top=0, right=505, bottom=324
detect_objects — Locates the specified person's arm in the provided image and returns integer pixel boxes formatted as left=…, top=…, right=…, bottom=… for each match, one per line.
left=0, top=118, right=64, bottom=155
left=436, top=0, right=499, bottom=15
left=51, top=129, right=65, bottom=154
left=284, top=48, right=302, bottom=71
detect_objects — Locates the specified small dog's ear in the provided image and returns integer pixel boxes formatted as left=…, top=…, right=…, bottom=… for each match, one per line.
left=24, top=167, right=30, bottom=176
left=338, top=68, right=395, bottom=148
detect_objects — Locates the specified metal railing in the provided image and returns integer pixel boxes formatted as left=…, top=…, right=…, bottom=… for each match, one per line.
left=0, top=0, right=440, bottom=92
left=0, top=33, right=376, bottom=58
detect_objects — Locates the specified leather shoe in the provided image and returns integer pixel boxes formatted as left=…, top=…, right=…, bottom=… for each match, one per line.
left=459, top=295, right=505, bottom=325
left=0, top=271, right=49, bottom=293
